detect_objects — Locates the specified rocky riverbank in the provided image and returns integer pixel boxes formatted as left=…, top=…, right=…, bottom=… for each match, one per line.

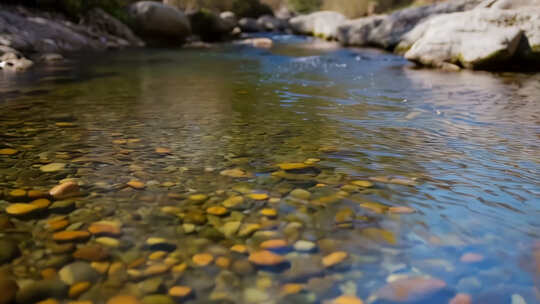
left=1, top=0, right=540, bottom=72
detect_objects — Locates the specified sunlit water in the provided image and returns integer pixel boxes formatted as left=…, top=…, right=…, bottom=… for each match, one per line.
left=1, top=34, right=539, bottom=304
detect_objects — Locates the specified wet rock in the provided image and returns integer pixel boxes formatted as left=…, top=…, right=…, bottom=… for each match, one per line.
left=206, top=206, right=228, bottom=216
left=129, top=1, right=191, bottom=45
left=374, top=277, right=447, bottom=302
left=223, top=196, right=244, bottom=208
left=294, top=240, right=317, bottom=253
left=0, top=239, right=20, bottom=264
left=238, top=18, right=262, bottom=32
left=59, top=262, right=100, bottom=285
left=40, top=163, right=66, bottom=172
left=257, top=15, right=287, bottom=32
left=73, top=245, right=109, bottom=261
left=388, top=206, right=415, bottom=214
left=168, top=286, right=192, bottom=298
left=89, top=221, right=122, bottom=237
left=192, top=253, right=214, bottom=266
left=49, top=182, right=80, bottom=200
left=259, top=208, right=277, bottom=217
left=5, top=203, right=41, bottom=216
left=188, top=10, right=234, bottom=42
left=244, top=288, right=269, bottom=303
left=230, top=244, right=248, bottom=254
left=53, top=231, right=90, bottom=242
left=0, top=148, right=18, bottom=155
left=290, top=11, right=347, bottom=40
left=248, top=193, right=268, bottom=200
left=127, top=180, right=145, bottom=189
left=322, top=251, right=348, bottom=268
left=15, top=279, right=68, bottom=304
left=260, top=239, right=288, bottom=251
left=248, top=250, right=286, bottom=266
left=238, top=223, right=261, bottom=237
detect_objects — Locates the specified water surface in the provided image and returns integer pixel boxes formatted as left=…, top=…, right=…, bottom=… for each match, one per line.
left=1, top=35, right=539, bottom=304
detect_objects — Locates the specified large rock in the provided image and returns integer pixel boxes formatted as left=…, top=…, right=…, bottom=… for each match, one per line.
left=289, top=11, right=347, bottom=40
left=337, top=0, right=481, bottom=49
left=477, top=0, right=540, bottom=9
left=257, top=15, right=287, bottom=32
left=402, top=8, right=540, bottom=70
left=129, top=1, right=191, bottom=45
left=238, top=18, right=262, bottom=33
left=81, top=8, right=145, bottom=48
left=188, top=10, right=234, bottom=42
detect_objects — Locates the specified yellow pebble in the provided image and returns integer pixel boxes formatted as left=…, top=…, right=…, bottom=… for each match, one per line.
left=260, top=208, right=277, bottom=217
left=69, top=281, right=91, bottom=298
left=149, top=251, right=168, bottom=260
left=248, top=193, right=268, bottom=200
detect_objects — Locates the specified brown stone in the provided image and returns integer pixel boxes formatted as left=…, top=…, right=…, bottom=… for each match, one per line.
left=127, top=180, right=145, bottom=189
left=73, top=245, right=109, bottom=261
left=47, top=218, right=69, bottom=231
left=388, top=206, right=415, bottom=214
left=168, top=286, right=192, bottom=298
left=260, top=239, right=288, bottom=250
left=69, top=281, right=91, bottom=298
left=31, top=198, right=51, bottom=208
left=40, top=268, right=57, bottom=279
left=88, top=221, right=122, bottom=236
left=5, top=203, right=40, bottom=215
left=230, top=244, right=248, bottom=254
left=50, top=181, right=80, bottom=199
left=0, top=148, right=18, bottom=155
left=53, top=231, right=90, bottom=242
left=206, top=206, right=228, bottom=216
left=248, top=250, right=285, bottom=266
left=322, top=251, right=348, bottom=268
left=215, top=257, right=231, bottom=268
left=281, top=283, right=304, bottom=295
left=155, top=147, right=172, bottom=154
left=192, top=253, right=213, bottom=266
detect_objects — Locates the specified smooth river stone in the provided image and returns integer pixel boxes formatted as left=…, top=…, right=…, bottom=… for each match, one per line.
left=53, top=231, right=90, bottom=242
left=40, top=163, right=66, bottom=172
left=293, top=240, right=317, bottom=252
left=5, top=203, right=41, bottom=216
left=260, top=239, right=288, bottom=250
left=0, top=148, right=18, bottom=155
left=49, top=181, right=79, bottom=199
left=248, top=250, right=285, bottom=266
left=168, top=286, right=192, bottom=298
left=332, top=295, right=364, bottom=304
left=290, top=188, right=311, bottom=200
left=322, top=251, right=348, bottom=267
left=192, top=253, right=213, bottom=266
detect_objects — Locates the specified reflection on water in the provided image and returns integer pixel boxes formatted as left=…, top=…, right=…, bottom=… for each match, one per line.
left=0, top=35, right=539, bottom=304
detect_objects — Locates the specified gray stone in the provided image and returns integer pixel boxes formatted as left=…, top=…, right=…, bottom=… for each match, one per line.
left=402, top=8, right=540, bottom=69
left=129, top=1, right=191, bottom=44
left=337, top=0, right=481, bottom=49
left=238, top=18, right=261, bottom=33
left=257, top=15, right=287, bottom=32
left=0, top=239, right=19, bottom=265
left=58, top=262, right=99, bottom=285
left=137, top=277, right=163, bottom=295
left=290, top=11, right=347, bottom=40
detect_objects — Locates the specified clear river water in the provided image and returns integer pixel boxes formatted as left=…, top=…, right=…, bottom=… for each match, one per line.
left=0, top=34, right=539, bottom=304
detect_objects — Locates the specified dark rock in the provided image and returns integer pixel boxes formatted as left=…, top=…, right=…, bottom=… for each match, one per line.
left=0, top=239, right=20, bottom=265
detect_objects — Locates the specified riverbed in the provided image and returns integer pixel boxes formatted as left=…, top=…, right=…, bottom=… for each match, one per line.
left=1, top=35, right=539, bottom=304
